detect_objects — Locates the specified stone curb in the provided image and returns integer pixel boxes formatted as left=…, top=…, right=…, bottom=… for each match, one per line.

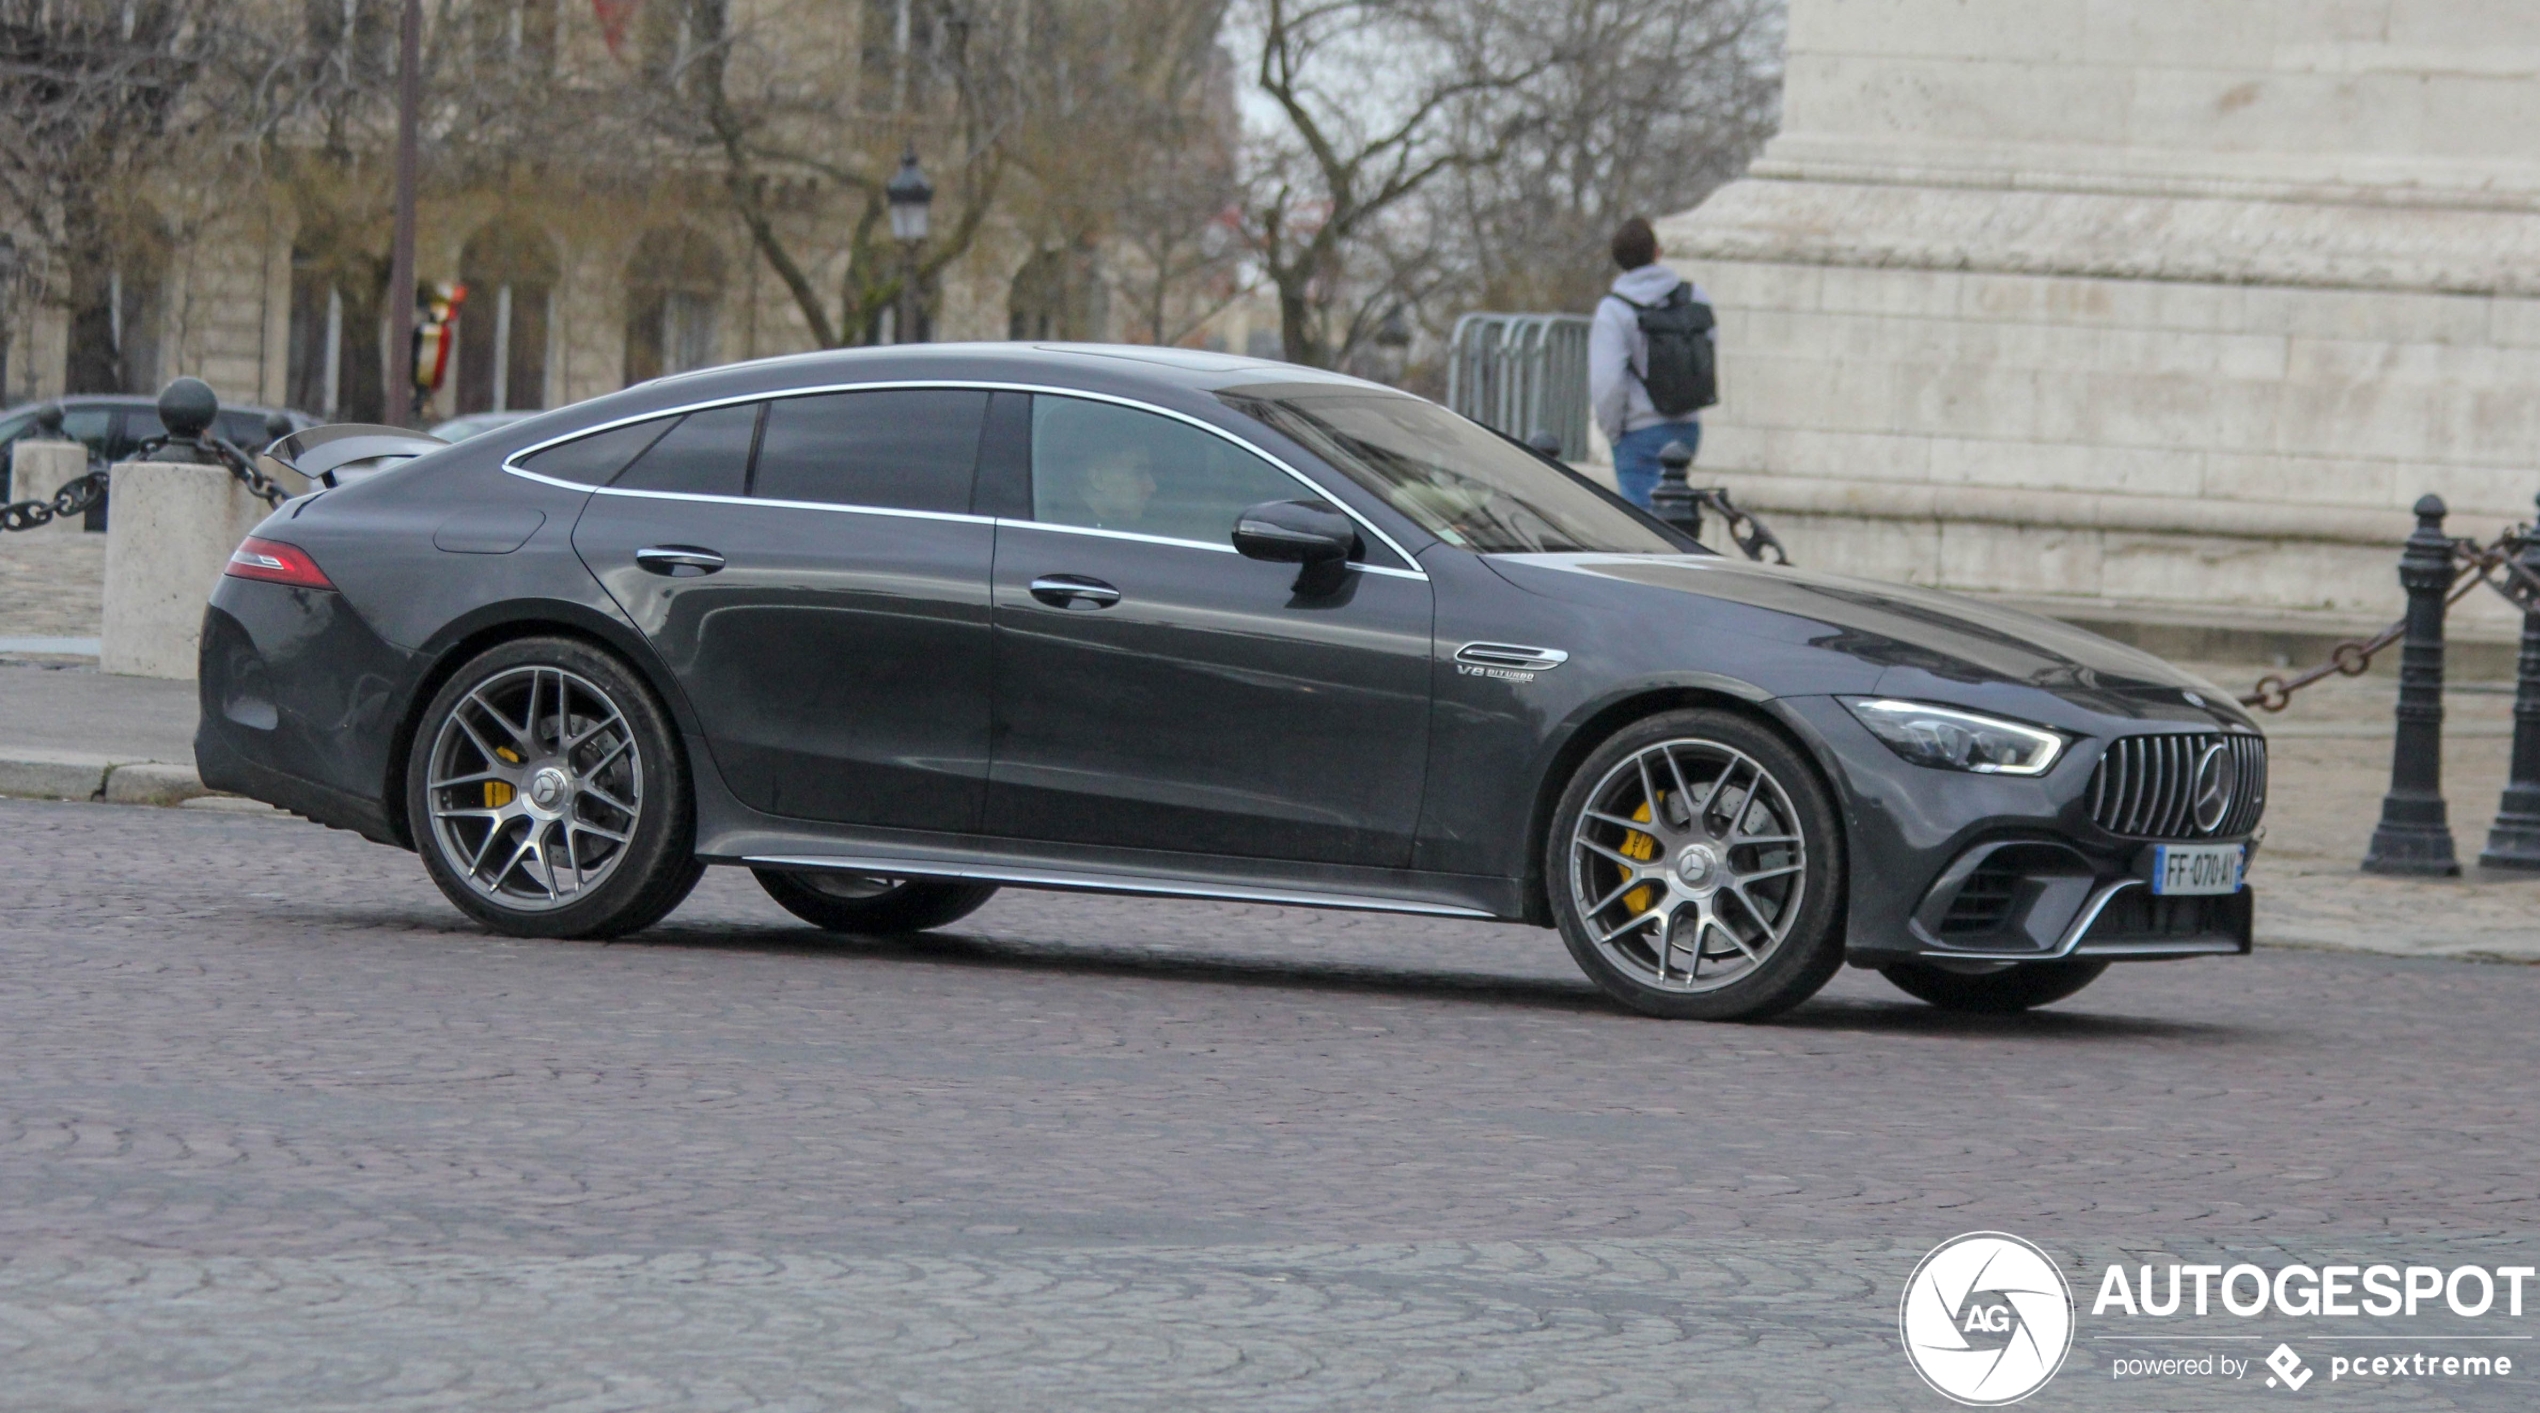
left=0, top=750, right=215, bottom=806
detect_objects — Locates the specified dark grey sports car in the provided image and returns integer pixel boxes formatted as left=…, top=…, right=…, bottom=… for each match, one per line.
left=198, top=345, right=2265, bottom=1021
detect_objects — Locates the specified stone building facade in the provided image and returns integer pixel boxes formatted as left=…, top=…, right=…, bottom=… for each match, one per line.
left=2, top=1, right=1267, bottom=429
left=1662, top=0, right=2540, bottom=637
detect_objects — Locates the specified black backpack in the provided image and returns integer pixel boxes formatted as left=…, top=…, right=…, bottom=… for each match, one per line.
left=1615, top=283, right=1718, bottom=417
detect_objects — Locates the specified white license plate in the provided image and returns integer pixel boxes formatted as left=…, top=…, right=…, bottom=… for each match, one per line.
left=2150, top=843, right=2245, bottom=896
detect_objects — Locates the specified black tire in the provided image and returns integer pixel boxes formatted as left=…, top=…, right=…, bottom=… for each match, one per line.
left=753, top=869, right=999, bottom=934
left=1880, top=959, right=2110, bottom=1013
left=1545, top=707, right=1846, bottom=1021
left=406, top=636, right=702, bottom=939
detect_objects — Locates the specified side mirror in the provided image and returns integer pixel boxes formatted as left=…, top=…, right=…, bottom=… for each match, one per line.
left=1232, top=498, right=1360, bottom=595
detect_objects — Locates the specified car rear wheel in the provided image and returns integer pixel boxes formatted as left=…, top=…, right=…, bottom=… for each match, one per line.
left=1547, top=708, right=1845, bottom=1021
left=407, top=637, right=701, bottom=938
left=1879, top=959, right=2110, bottom=1013
left=752, top=869, right=999, bottom=934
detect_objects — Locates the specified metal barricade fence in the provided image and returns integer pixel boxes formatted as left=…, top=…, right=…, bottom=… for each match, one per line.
left=1446, top=313, right=1592, bottom=461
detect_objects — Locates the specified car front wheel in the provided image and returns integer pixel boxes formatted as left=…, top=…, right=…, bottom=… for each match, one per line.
left=407, top=637, right=702, bottom=938
left=1547, top=708, right=1846, bottom=1021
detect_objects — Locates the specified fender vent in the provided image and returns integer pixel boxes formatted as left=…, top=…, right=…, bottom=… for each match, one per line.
left=1455, top=642, right=1568, bottom=671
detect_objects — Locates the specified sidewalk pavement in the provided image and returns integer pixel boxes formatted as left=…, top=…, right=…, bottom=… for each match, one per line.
left=1, top=654, right=2535, bottom=961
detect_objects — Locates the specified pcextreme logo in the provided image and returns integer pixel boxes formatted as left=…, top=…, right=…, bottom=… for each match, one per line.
left=1902, top=1232, right=2077, bottom=1406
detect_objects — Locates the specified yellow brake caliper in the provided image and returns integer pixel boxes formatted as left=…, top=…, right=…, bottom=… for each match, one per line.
left=1620, top=798, right=1660, bottom=915
left=485, top=745, right=521, bottom=808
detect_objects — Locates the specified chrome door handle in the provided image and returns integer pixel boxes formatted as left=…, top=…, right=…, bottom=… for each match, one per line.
left=636, top=545, right=724, bottom=577
left=1029, top=574, right=1121, bottom=610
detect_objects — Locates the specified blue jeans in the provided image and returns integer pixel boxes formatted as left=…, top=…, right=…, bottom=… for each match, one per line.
left=1611, top=422, right=1700, bottom=508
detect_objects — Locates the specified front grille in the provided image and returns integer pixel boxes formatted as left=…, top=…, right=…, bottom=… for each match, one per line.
left=2085, top=732, right=2267, bottom=839
left=1938, top=858, right=2020, bottom=936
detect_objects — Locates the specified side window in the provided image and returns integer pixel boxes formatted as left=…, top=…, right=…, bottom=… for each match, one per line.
left=610, top=402, right=760, bottom=497
left=215, top=410, right=275, bottom=449
left=1030, top=396, right=1309, bottom=546
left=752, top=388, right=988, bottom=513
left=518, top=416, right=675, bottom=486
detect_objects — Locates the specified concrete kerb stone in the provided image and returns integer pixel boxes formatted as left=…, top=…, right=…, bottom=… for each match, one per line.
left=0, top=751, right=216, bottom=806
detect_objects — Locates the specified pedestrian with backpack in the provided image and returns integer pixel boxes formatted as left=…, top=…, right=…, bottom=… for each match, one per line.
left=1588, top=217, right=1718, bottom=508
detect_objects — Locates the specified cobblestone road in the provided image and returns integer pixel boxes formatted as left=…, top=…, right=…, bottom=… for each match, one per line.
left=5, top=798, right=2537, bottom=1410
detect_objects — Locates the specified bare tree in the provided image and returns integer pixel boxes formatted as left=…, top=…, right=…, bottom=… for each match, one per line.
left=0, top=1, right=267, bottom=392
left=618, top=0, right=1020, bottom=349
left=1008, top=0, right=1248, bottom=347
left=1239, top=0, right=1547, bottom=368
left=1449, top=0, right=1780, bottom=313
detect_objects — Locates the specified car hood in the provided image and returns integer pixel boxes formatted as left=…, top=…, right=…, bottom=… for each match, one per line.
left=1488, top=553, right=2251, bottom=724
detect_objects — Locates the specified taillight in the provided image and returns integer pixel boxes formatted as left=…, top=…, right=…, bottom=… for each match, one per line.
left=225, top=536, right=335, bottom=590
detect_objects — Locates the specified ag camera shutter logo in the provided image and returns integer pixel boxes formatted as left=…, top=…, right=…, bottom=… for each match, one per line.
left=1902, top=1232, right=2076, bottom=1405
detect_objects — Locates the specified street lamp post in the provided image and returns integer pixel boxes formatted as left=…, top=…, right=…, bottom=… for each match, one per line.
left=885, top=146, right=934, bottom=345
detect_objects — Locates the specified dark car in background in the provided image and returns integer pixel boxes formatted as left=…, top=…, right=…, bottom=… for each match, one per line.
left=1, top=393, right=315, bottom=465
left=195, top=345, right=2266, bottom=1022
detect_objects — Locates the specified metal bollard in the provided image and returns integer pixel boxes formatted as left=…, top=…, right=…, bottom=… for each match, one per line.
left=2363, top=494, right=2461, bottom=875
left=1648, top=439, right=1701, bottom=542
left=2479, top=492, right=2540, bottom=870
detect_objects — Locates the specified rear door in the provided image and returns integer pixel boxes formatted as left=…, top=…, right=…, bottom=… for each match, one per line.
left=568, top=388, right=998, bottom=831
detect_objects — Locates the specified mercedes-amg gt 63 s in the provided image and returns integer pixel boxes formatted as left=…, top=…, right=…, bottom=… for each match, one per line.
left=200, top=345, right=2266, bottom=1021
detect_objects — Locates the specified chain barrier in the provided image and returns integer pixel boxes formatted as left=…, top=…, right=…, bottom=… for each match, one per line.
left=1685, top=487, right=1791, bottom=565
left=0, top=467, right=109, bottom=532
left=2241, top=524, right=2537, bottom=712
left=129, top=430, right=294, bottom=509
left=3, top=429, right=290, bottom=536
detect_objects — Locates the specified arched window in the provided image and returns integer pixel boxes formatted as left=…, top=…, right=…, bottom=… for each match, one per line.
left=455, top=219, right=558, bottom=414
left=1007, top=245, right=1106, bottom=343
left=623, top=227, right=725, bottom=385
left=65, top=210, right=169, bottom=395
left=285, top=242, right=388, bottom=422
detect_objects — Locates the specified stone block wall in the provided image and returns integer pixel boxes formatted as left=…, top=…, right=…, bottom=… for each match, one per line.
left=1664, top=0, right=2540, bottom=633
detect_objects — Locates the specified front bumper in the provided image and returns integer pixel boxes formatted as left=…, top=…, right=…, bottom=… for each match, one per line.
left=1774, top=696, right=2258, bottom=967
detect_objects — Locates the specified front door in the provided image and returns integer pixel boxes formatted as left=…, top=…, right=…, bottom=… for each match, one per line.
left=986, top=394, right=1434, bottom=867
left=571, top=388, right=997, bottom=831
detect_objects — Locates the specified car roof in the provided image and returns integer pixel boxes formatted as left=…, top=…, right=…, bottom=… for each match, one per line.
left=638, top=342, right=1396, bottom=401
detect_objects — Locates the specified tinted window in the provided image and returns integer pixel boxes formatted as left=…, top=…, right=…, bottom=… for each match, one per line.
left=114, top=409, right=164, bottom=459
left=1031, top=396, right=1304, bottom=546
left=520, top=417, right=675, bottom=486
left=753, top=389, right=987, bottom=512
left=611, top=403, right=760, bottom=497
left=214, top=410, right=279, bottom=450
left=1223, top=390, right=1678, bottom=555
left=60, top=408, right=111, bottom=454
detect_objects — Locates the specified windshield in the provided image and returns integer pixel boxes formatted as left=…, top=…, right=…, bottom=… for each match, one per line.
left=1219, top=389, right=1681, bottom=555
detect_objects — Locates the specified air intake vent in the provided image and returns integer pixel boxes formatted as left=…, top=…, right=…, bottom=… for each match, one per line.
left=1938, top=859, right=2021, bottom=936
left=2086, top=733, right=2267, bottom=839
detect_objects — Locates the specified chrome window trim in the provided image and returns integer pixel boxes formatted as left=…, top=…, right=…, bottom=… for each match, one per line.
left=499, top=378, right=1428, bottom=579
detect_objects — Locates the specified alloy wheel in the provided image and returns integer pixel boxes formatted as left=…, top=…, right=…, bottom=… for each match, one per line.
left=424, top=664, right=644, bottom=911
left=1567, top=737, right=1810, bottom=994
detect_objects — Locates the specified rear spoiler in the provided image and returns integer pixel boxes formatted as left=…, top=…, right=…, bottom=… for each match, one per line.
left=264, top=423, right=448, bottom=487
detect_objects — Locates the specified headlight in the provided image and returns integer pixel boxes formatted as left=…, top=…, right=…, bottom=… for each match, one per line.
left=1841, top=698, right=2066, bottom=776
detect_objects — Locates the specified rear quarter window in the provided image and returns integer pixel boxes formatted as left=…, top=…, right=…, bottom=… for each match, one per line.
left=516, top=416, right=677, bottom=486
